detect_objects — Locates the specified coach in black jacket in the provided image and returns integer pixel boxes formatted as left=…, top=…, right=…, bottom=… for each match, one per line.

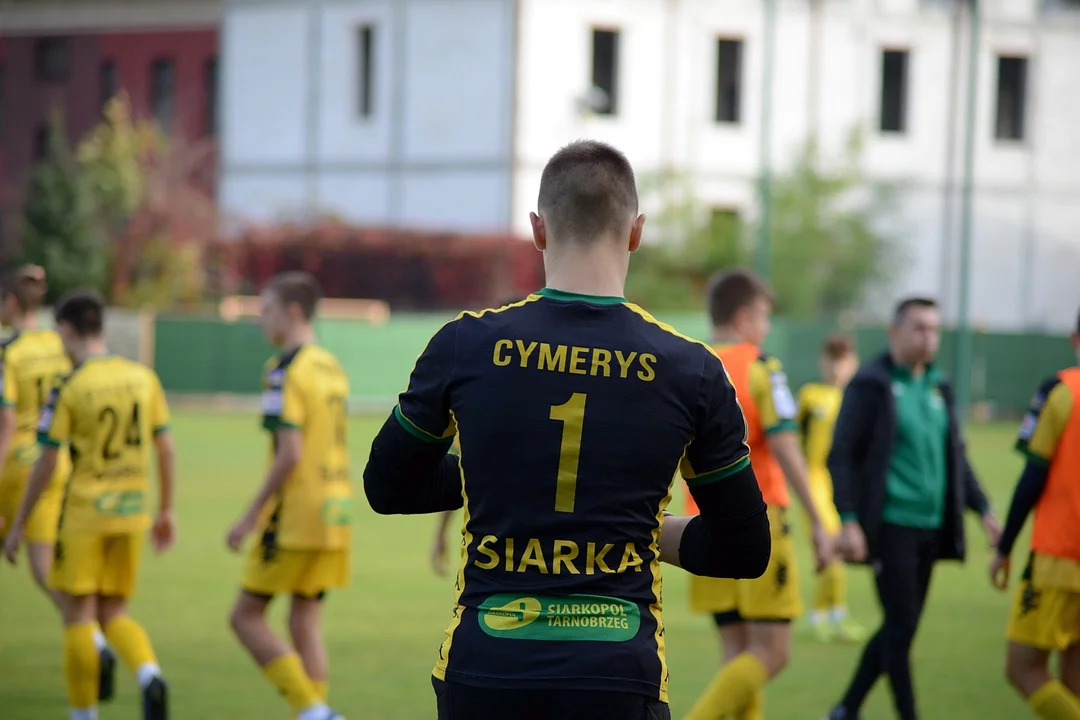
left=823, top=298, right=1001, bottom=720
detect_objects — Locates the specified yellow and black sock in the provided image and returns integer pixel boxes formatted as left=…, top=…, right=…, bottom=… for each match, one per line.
left=1030, top=681, right=1080, bottom=720
left=104, top=616, right=158, bottom=672
left=263, top=653, right=323, bottom=712
left=685, top=653, right=768, bottom=720
left=64, top=623, right=100, bottom=710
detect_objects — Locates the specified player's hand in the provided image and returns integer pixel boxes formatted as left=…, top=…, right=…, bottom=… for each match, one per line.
left=839, top=521, right=867, bottom=563
left=430, top=533, right=449, bottom=577
left=810, top=522, right=833, bottom=572
left=981, top=512, right=1003, bottom=548
left=989, top=552, right=1010, bottom=591
left=226, top=513, right=257, bottom=553
left=2, top=522, right=23, bottom=565
left=151, top=510, right=176, bottom=553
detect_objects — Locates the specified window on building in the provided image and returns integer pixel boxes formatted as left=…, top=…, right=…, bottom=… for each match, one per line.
left=995, top=55, right=1028, bottom=141
left=879, top=49, right=909, bottom=134
left=99, top=60, right=117, bottom=113
left=35, top=37, right=70, bottom=83
left=150, top=57, right=175, bottom=133
left=33, top=123, right=50, bottom=161
left=356, top=25, right=375, bottom=118
left=204, top=56, right=218, bottom=136
left=590, top=28, right=620, bottom=115
left=715, top=39, right=743, bottom=124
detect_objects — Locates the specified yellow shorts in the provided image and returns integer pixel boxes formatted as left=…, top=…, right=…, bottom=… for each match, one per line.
left=241, top=544, right=349, bottom=599
left=49, top=531, right=144, bottom=598
left=1006, top=556, right=1080, bottom=651
left=806, top=466, right=841, bottom=536
left=689, top=504, right=803, bottom=621
left=0, top=450, right=67, bottom=544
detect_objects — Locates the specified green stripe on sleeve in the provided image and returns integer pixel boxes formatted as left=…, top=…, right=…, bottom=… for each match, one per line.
left=37, top=432, right=60, bottom=448
left=684, top=456, right=751, bottom=488
left=394, top=405, right=454, bottom=445
left=765, top=418, right=798, bottom=435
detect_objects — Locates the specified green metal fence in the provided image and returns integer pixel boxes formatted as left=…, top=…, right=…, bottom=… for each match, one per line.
left=153, top=312, right=1074, bottom=417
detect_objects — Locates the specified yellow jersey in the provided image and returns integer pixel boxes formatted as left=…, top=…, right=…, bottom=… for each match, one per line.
left=38, top=355, right=170, bottom=534
left=1, top=329, right=72, bottom=451
left=259, top=344, right=352, bottom=551
left=796, top=382, right=843, bottom=470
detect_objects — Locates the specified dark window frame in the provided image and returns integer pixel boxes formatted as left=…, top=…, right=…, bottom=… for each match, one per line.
left=356, top=25, right=375, bottom=118
left=99, top=59, right=118, bottom=114
left=879, top=47, right=910, bottom=134
left=34, top=37, right=71, bottom=83
left=714, top=38, right=744, bottom=124
left=150, top=56, right=176, bottom=134
left=590, top=28, right=620, bottom=116
left=994, top=54, right=1028, bottom=142
left=204, top=56, right=219, bottom=136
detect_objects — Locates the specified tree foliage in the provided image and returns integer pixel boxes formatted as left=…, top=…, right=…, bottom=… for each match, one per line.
left=18, top=113, right=110, bottom=302
left=627, top=128, right=905, bottom=317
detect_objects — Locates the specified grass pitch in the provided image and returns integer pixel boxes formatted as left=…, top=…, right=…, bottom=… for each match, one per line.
left=0, top=412, right=1031, bottom=719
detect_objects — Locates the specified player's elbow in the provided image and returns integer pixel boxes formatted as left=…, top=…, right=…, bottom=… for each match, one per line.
left=740, top=512, right=772, bottom=579
left=362, top=463, right=400, bottom=515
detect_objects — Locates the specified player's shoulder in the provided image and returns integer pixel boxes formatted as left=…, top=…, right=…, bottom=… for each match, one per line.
left=619, top=301, right=716, bottom=358
left=1027, top=374, right=1070, bottom=412
left=293, top=344, right=347, bottom=382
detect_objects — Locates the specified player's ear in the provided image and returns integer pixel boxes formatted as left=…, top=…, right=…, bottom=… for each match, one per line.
left=628, top=213, right=646, bottom=253
left=530, top=212, right=546, bottom=252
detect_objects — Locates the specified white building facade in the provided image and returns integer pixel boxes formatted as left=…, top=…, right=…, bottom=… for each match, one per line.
left=221, top=0, right=1080, bottom=330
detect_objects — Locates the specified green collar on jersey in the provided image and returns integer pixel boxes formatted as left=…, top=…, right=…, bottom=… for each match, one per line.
left=536, top=287, right=626, bottom=305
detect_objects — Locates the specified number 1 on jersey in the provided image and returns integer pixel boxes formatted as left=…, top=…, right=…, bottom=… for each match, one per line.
left=549, top=393, right=586, bottom=513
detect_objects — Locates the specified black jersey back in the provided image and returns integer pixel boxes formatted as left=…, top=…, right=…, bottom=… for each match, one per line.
left=395, top=288, right=750, bottom=701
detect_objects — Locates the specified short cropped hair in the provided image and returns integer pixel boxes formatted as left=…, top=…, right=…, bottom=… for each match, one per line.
left=54, top=289, right=106, bottom=337
left=1, top=264, right=47, bottom=313
left=821, top=333, right=855, bottom=360
left=265, top=271, right=323, bottom=321
left=537, top=140, right=638, bottom=243
left=893, top=297, right=938, bottom=325
left=706, top=269, right=774, bottom=326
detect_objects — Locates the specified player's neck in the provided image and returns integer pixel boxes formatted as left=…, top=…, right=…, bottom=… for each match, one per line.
left=544, top=262, right=626, bottom=299
left=282, top=325, right=315, bottom=353
left=891, top=350, right=927, bottom=377
left=71, top=338, right=108, bottom=364
left=8, top=313, right=38, bottom=332
left=711, top=326, right=751, bottom=346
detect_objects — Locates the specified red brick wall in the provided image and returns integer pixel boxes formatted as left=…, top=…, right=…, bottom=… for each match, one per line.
left=0, top=29, right=218, bottom=254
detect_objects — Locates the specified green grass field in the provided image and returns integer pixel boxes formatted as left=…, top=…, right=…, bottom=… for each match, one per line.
left=0, top=412, right=1032, bottom=719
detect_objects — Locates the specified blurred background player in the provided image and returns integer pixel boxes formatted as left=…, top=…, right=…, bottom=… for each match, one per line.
left=989, top=306, right=1080, bottom=720
left=365, top=140, right=771, bottom=720
left=429, top=294, right=525, bottom=578
left=796, top=333, right=866, bottom=643
left=825, top=297, right=1000, bottom=720
left=2, top=288, right=176, bottom=720
left=0, top=266, right=118, bottom=701
left=684, top=269, right=832, bottom=720
left=226, top=271, right=349, bottom=720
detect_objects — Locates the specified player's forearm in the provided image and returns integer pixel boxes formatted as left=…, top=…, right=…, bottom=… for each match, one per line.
left=0, top=408, right=16, bottom=474
left=245, top=453, right=296, bottom=519
left=154, top=433, right=176, bottom=513
left=769, top=431, right=823, bottom=527
left=678, top=465, right=771, bottom=578
left=13, top=450, right=57, bottom=528
left=997, top=461, right=1047, bottom=556
left=435, top=509, right=455, bottom=535
left=364, top=413, right=463, bottom=515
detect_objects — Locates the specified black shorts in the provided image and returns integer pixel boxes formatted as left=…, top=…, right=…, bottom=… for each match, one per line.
left=433, top=678, right=671, bottom=720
